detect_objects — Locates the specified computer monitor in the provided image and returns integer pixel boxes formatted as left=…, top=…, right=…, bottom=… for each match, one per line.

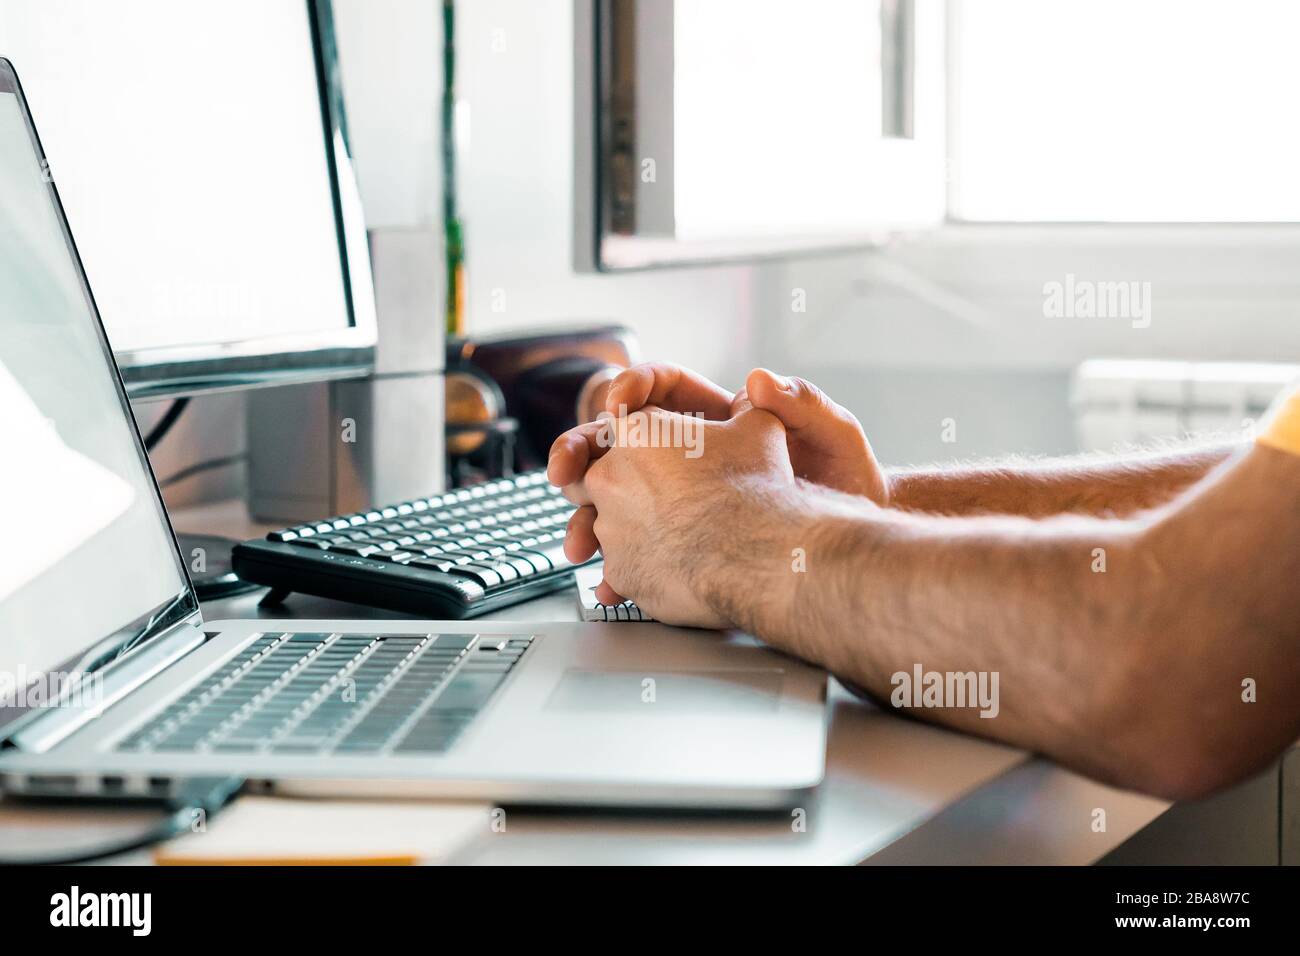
left=0, top=0, right=375, bottom=397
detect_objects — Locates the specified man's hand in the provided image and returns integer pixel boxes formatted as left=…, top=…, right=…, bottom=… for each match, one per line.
left=547, top=362, right=885, bottom=613
left=740, top=368, right=888, bottom=504
left=550, top=362, right=888, bottom=503
left=557, top=403, right=804, bottom=627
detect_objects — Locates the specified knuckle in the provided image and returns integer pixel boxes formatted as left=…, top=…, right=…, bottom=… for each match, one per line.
left=791, top=376, right=827, bottom=408
left=592, top=512, right=618, bottom=548
left=585, top=461, right=610, bottom=495
left=609, top=366, right=647, bottom=398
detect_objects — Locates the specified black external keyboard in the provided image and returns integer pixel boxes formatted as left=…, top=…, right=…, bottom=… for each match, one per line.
left=231, top=470, right=591, bottom=618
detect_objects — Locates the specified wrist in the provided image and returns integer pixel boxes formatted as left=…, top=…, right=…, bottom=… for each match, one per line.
left=698, top=478, right=819, bottom=638
left=877, top=469, right=894, bottom=508
left=770, top=483, right=888, bottom=669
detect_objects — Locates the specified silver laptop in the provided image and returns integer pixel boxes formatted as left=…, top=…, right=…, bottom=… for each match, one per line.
left=0, top=58, right=826, bottom=809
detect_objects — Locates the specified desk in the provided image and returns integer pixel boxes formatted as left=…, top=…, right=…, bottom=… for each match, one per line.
left=0, top=502, right=1281, bottom=865
left=197, top=585, right=1178, bottom=865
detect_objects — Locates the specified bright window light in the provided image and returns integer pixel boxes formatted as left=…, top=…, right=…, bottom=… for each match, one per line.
left=953, top=0, right=1300, bottom=222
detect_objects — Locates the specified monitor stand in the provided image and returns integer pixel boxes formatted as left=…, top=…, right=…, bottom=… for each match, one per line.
left=176, top=532, right=260, bottom=600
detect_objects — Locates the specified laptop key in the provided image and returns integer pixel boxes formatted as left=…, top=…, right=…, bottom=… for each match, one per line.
left=431, top=634, right=476, bottom=650
left=431, top=672, right=508, bottom=711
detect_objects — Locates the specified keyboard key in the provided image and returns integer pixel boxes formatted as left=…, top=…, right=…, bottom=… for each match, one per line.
left=289, top=538, right=332, bottom=550
left=409, top=557, right=455, bottom=573
left=393, top=714, right=471, bottom=754
left=431, top=672, right=508, bottom=711
left=529, top=540, right=572, bottom=569
left=503, top=556, right=536, bottom=577
left=513, top=550, right=551, bottom=574
left=432, top=634, right=476, bottom=650
left=448, top=564, right=502, bottom=588
left=330, top=542, right=379, bottom=557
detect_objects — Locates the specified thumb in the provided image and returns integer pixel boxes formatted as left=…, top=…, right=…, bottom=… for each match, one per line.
left=745, top=368, right=859, bottom=441
left=746, top=368, right=886, bottom=503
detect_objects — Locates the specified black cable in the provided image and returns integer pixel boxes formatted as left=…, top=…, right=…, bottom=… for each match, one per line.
left=158, top=453, right=248, bottom=489
left=0, top=776, right=245, bottom=866
left=142, top=397, right=191, bottom=451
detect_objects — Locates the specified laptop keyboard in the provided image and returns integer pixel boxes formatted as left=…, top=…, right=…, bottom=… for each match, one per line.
left=118, top=631, right=533, bottom=757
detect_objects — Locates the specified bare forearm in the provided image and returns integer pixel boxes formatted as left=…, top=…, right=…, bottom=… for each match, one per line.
left=885, top=444, right=1236, bottom=518
left=719, top=450, right=1300, bottom=798
left=745, top=489, right=1144, bottom=786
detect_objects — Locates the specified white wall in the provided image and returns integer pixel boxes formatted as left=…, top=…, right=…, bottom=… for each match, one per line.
left=757, top=226, right=1300, bottom=462
left=331, top=0, right=441, bottom=229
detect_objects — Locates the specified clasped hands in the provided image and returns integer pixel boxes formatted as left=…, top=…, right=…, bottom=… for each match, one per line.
left=546, top=363, right=887, bottom=628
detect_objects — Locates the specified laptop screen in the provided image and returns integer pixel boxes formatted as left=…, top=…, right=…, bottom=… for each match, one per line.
left=0, top=62, right=195, bottom=706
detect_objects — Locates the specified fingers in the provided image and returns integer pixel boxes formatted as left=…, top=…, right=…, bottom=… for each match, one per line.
left=594, top=578, right=626, bottom=605
left=546, top=419, right=612, bottom=488
left=575, top=366, right=620, bottom=424
left=728, top=387, right=753, bottom=417
left=745, top=367, right=862, bottom=443
left=606, top=362, right=735, bottom=420
left=564, top=505, right=601, bottom=563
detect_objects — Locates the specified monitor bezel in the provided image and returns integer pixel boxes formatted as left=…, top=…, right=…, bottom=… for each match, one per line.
left=0, top=55, right=201, bottom=693
left=108, top=0, right=377, bottom=399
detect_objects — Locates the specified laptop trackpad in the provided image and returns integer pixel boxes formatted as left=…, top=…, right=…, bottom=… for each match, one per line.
left=546, top=669, right=783, bottom=715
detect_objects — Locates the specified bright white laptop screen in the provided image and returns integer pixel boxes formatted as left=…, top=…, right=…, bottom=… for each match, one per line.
left=0, top=0, right=352, bottom=357
left=0, top=83, right=191, bottom=690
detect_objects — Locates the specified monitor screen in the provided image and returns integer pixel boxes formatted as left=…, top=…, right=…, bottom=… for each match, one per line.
left=0, top=0, right=375, bottom=395
left=0, top=67, right=195, bottom=702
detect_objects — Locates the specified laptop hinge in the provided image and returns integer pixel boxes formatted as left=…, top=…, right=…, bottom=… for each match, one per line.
left=1, top=616, right=206, bottom=753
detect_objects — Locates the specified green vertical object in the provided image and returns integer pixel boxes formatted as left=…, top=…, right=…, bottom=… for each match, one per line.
left=442, top=0, right=464, bottom=337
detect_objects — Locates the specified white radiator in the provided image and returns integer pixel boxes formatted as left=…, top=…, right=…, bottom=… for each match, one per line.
left=1070, top=359, right=1296, bottom=452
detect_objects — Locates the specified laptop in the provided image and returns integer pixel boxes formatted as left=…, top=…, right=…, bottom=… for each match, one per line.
left=0, top=58, right=826, bottom=809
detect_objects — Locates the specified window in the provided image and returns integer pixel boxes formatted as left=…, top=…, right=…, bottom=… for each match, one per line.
left=951, top=0, right=1300, bottom=222
left=587, top=0, right=946, bottom=270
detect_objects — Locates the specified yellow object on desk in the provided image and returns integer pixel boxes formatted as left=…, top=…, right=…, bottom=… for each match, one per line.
left=1259, top=384, right=1300, bottom=457
left=154, top=796, right=490, bottom=866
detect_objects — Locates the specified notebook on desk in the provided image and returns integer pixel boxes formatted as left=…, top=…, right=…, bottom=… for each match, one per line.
left=575, top=564, right=653, bottom=622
